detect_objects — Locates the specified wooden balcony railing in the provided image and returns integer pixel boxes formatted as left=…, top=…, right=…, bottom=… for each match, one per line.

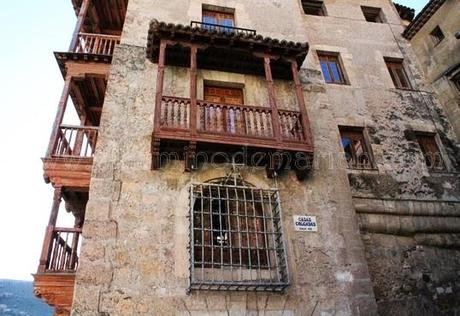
left=74, top=32, right=120, bottom=55
left=157, top=96, right=306, bottom=146
left=51, top=125, right=98, bottom=158
left=190, top=21, right=256, bottom=36
left=39, top=227, right=82, bottom=273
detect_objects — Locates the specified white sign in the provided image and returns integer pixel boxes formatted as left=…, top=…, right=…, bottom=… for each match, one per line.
left=293, top=215, right=318, bottom=232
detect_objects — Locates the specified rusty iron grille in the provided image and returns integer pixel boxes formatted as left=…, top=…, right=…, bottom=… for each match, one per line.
left=188, top=178, right=289, bottom=292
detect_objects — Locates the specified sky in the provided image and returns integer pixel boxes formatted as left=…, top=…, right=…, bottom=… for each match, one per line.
left=0, top=0, right=428, bottom=281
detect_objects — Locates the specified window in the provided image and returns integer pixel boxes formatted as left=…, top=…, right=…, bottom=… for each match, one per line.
left=301, top=0, right=326, bottom=16
left=318, top=52, right=347, bottom=84
left=416, top=134, right=445, bottom=171
left=385, top=58, right=411, bottom=89
left=452, top=71, right=460, bottom=92
left=204, top=85, right=244, bottom=105
left=430, top=26, right=445, bottom=45
left=361, top=6, right=384, bottom=23
left=202, top=7, right=234, bottom=32
left=189, top=178, right=289, bottom=292
left=339, top=127, right=374, bottom=169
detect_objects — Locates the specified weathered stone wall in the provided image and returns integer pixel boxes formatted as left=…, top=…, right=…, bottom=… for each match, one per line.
left=409, top=0, right=460, bottom=140
left=71, top=0, right=460, bottom=315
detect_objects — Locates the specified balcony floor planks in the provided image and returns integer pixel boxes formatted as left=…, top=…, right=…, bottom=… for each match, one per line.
left=42, top=157, right=93, bottom=188
left=33, top=272, right=75, bottom=316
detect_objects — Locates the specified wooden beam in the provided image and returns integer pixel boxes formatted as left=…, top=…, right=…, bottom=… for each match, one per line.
left=190, top=45, right=198, bottom=136
left=291, top=60, right=313, bottom=147
left=263, top=56, right=282, bottom=142
left=46, top=77, right=72, bottom=157
left=154, top=40, right=167, bottom=133
left=69, top=0, right=91, bottom=52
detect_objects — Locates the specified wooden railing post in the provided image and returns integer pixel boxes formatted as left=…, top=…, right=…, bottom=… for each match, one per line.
left=190, top=45, right=198, bottom=136
left=38, top=186, right=63, bottom=273
left=69, top=0, right=91, bottom=52
left=46, top=77, right=72, bottom=157
left=154, top=40, right=167, bottom=133
left=73, top=115, right=87, bottom=156
left=291, top=60, right=313, bottom=147
left=263, top=56, right=282, bottom=142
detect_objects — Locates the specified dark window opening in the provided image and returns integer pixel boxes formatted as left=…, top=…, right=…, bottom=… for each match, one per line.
left=301, top=0, right=326, bottom=16
left=318, top=52, right=347, bottom=84
left=452, top=72, right=460, bottom=93
left=416, top=134, right=445, bottom=171
left=385, top=58, right=411, bottom=89
left=339, top=127, right=374, bottom=169
left=190, top=179, right=289, bottom=292
left=430, top=26, right=445, bottom=45
left=361, top=6, right=384, bottom=23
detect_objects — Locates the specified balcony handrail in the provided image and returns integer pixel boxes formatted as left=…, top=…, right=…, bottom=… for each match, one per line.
left=50, top=125, right=99, bottom=158
left=74, top=32, right=120, bottom=55
left=59, top=124, right=99, bottom=131
left=158, top=95, right=306, bottom=143
left=78, top=32, right=121, bottom=39
left=190, top=21, right=257, bottom=36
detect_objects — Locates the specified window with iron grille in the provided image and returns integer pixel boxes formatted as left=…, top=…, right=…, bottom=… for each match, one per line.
left=301, top=0, right=326, bottom=16
left=189, top=178, right=289, bottom=292
left=385, top=58, right=411, bottom=89
left=416, top=133, right=446, bottom=171
left=339, top=126, right=374, bottom=169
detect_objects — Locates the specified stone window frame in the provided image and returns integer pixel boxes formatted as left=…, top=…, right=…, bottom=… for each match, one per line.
left=448, top=67, right=460, bottom=94
left=384, top=57, right=412, bottom=90
left=317, top=51, right=350, bottom=85
left=361, top=6, right=385, bottom=23
left=339, top=126, right=376, bottom=170
left=301, top=0, right=327, bottom=16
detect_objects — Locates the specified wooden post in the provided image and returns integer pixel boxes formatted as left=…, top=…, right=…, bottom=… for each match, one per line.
left=154, top=40, right=167, bottom=133
left=69, top=0, right=91, bottom=52
left=263, top=56, right=282, bottom=142
left=46, top=77, right=72, bottom=157
left=291, top=60, right=313, bottom=147
left=190, top=45, right=198, bottom=136
left=73, top=114, right=87, bottom=157
left=38, top=186, right=63, bottom=273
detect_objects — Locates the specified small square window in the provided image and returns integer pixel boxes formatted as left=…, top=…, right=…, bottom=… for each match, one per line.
left=361, top=6, right=384, bottom=23
left=301, top=0, right=326, bottom=16
left=416, top=134, right=445, bottom=171
left=202, top=5, right=235, bottom=32
left=318, top=52, right=348, bottom=84
left=385, top=58, right=411, bottom=89
left=430, top=26, right=445, bottom=45
left=339, top=127, right=374, bottom=169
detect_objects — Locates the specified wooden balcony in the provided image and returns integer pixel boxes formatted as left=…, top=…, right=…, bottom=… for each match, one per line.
left=34, top=227, right=82, bottom=316
left=74, top=32, right=120, bottom=56
left=156, top=96, right=308, bottom=150
left=43, top=125, right=98, bottom=188
left=149, top=21, right=314, bottom=179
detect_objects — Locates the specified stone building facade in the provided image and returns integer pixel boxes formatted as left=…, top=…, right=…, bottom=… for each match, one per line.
left=34, top=0, right=460, bottom=315
left=403, top=0, right=460, bottom=141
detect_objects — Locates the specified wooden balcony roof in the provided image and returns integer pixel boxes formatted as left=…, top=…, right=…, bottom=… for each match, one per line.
left=146, top=20, right=309, bottom=79
left=72, top=0, right=128, bottom=34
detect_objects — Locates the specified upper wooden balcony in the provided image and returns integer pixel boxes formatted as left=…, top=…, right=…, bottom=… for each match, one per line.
left=148, top=20, right=314, bottom=179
